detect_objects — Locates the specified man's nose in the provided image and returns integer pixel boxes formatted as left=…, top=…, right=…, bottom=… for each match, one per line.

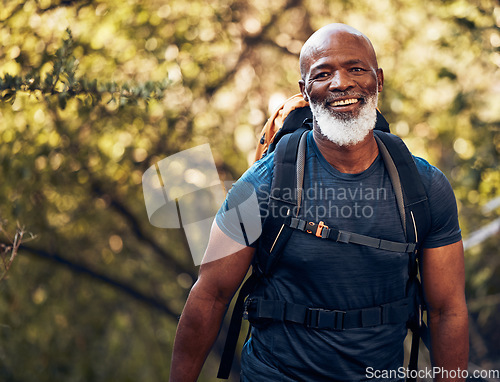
left=329, top=70, right=355, bottom=91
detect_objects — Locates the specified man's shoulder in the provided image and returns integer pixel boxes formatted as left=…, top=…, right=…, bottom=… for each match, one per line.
left=244, top=151, right=275, bottom=185
left=412, top=155, right=451, bottom=194
left=411, top=156, right=461, bottom=248
left=253, top=150, right=275, bottom=170
left=412, top=155, right=438, bottom=174
left=225, top=152, right=274, bottom=204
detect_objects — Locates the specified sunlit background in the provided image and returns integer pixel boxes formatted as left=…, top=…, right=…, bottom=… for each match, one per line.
left=0, top=0, right=499, bottom=381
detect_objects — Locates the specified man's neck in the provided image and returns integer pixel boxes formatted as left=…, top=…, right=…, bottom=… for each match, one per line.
left=312, top=128, right=379, bottom=174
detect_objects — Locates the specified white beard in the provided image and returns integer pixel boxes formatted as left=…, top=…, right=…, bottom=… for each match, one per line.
left=309, top=93, right=378, bottom=147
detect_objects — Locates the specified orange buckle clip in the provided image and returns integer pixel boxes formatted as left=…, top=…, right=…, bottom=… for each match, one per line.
left=315, top=221, right=328, bottom=238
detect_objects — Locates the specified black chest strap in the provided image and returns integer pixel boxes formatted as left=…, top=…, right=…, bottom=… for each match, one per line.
left=287, top=217, right=417, bottom=253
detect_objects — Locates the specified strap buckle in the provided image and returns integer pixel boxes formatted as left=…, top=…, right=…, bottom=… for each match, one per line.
left=305, top=307, right=346, bottom=330
left=315, top=221, right=328, bottom=238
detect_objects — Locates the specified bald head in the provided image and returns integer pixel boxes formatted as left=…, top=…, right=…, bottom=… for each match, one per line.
left=299, top=23, right=378, bottom=80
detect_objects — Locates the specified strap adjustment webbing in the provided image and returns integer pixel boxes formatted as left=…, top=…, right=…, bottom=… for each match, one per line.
left=288, top=217, right=417, bottom=253
left=246, top=297, right=410, bottom=330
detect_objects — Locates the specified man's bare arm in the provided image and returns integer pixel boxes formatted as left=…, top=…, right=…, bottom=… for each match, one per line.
left=421, top=240, right=469, bottom=381
left=169, top=222, right=255, bottom=381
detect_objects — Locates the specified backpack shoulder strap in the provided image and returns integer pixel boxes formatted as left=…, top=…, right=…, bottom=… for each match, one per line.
left=258, top=127, right=309, bottom=275
left=217, top=272, right=258, bottom=379
left=373, top=130, right=432, bottom=381
left=217, top=127, right=308, bottom=379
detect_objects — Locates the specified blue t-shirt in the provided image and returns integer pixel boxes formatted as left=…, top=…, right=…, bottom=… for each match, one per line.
left=216, top=132, right=461, bottom=381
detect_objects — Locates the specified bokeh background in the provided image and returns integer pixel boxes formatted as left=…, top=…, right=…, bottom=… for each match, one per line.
left=0, top=0, right=499, bottom=381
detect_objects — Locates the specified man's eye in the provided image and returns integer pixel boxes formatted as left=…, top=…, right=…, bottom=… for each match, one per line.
left=351, top=67, right=365, bottom=72
left=315, top=72, right=330, bottom=78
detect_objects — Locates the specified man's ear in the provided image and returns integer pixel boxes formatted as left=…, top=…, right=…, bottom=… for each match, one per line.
left=376, top=68, right=384, bottom=92
left=299, top=80, right=309, bottom=102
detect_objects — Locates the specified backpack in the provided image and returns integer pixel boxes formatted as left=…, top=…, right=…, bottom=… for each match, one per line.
left=218, top=96, right=431, bottom=381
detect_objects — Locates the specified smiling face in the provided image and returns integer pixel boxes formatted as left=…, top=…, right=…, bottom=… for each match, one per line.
left=299, top=25, right=384, bottom=146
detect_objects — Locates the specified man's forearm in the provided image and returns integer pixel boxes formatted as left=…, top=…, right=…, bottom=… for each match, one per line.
left=170, top=286, right=228, bottom=382
left=429, top=308, right=469, bottom=382
left=170, top=233, right=255, bottom=381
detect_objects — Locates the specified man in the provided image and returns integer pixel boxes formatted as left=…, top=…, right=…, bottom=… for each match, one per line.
left=170, top=23, right=468, bottom=381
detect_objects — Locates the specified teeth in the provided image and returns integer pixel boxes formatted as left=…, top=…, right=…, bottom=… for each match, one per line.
left=331, top=98, right=358, bottom=107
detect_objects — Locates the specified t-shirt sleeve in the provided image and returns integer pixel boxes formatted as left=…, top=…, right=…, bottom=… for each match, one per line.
left=416, top=157, right=462, bottom=248
left=215, top=155, right=273, bottom=247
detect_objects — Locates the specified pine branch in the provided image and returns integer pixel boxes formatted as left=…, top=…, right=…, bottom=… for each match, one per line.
left=0, top=29, right=170, bottom=108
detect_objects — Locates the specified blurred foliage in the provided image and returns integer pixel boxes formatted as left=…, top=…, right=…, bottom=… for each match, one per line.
left=0, top=0, right=499, bottom=380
